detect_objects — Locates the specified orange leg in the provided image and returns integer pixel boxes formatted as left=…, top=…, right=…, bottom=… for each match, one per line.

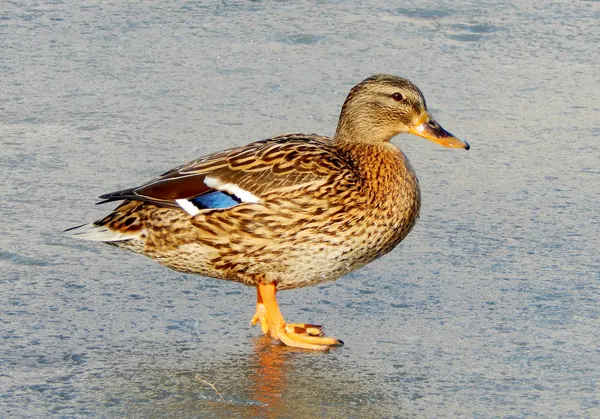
left=250, top=283, right=343, bottom=350
left=250, top=286, right=269, bottom=335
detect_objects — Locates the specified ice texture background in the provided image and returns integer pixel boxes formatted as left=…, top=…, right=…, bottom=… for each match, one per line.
left=1, top=1, right=599, bottom=417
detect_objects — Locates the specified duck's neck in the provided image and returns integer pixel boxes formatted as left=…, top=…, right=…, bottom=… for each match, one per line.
left=334, top=139, right=419, bottom=204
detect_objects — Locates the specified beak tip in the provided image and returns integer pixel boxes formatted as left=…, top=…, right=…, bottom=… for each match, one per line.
left=464, top=141, right=470, bottom=150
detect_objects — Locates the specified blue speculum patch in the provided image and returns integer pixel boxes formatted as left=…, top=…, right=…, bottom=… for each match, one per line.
left=191, top=191, right=240, bottom=209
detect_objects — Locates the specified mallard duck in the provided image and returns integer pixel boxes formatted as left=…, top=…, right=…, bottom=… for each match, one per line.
left=68, top=75, right=469, bottom=350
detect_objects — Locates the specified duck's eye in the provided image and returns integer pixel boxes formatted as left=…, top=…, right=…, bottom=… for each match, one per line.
left=391, top=92, right=404, bottom=101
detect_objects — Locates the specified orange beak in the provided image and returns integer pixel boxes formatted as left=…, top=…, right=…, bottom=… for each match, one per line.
left=408, top=113, right=470, bottom=150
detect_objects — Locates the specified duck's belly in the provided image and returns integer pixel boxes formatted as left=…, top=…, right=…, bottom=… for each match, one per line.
left=268, top=207, right=420, bottom=290
left=124, top=200, right=420, bottom=290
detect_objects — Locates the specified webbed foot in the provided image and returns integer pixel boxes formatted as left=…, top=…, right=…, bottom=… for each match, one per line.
left=250, top=284, right=343, bottom=351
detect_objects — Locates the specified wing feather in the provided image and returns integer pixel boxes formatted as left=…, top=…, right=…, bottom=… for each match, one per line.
left=98, top=134, right=356, bottom=210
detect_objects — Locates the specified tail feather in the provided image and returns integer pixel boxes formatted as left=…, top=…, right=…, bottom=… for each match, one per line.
left=65, top=222, right=139, bottom=242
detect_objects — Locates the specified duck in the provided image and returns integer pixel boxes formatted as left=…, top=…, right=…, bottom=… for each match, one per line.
left=67, top=74, right=469, bottom=350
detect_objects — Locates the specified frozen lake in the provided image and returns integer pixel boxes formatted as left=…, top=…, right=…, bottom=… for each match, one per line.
left=1, top=0, right=599, bottom=417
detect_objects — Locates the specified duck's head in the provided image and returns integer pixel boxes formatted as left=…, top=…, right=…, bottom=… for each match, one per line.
left=334, top=74, right=469, bottom=150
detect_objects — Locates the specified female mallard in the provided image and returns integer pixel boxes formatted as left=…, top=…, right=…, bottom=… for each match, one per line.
left=69, top=75, right=469, bottom=350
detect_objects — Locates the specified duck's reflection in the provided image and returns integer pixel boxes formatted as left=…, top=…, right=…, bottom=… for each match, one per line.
left=247, top=336, right=290, bottom=416
left=119, top=336, right=404, bottom=418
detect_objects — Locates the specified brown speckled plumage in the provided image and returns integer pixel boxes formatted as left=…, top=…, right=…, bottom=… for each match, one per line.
left=100, top=138, right=419, bottom=290
left=69, top=74, right=469, bottom=349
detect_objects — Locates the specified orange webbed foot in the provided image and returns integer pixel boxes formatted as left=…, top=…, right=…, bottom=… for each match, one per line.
left=250, top=284, right=343, bottom=351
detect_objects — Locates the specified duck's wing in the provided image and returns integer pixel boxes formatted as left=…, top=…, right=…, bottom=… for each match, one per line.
left=97, top=134, right=356, bottom=214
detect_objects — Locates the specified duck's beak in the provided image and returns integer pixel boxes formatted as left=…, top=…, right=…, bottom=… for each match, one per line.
left=408, top=113, right=470, bottom=150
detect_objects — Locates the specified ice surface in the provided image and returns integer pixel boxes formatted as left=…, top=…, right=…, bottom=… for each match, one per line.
left=1, top=0, right=599, bottom=417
